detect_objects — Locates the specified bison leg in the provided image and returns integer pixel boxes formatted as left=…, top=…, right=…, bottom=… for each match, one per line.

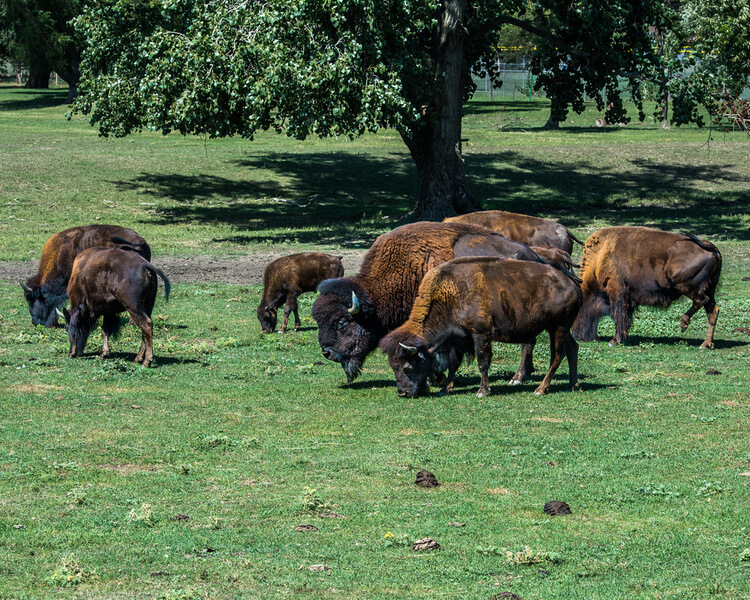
left=130, top=313, right=154, bottom=367
left=564, top=333, right=579, bottom=391
left=101, top=313, right=120, bottom=359
left=473, top=334, right=493, bottom=397
left=610, top=291, right=634, bottom=346
left=681, top=294, right=719, bottom=350
left=510, top=342, right=535, bottom=385
left=534, top=329, right=567, bottom=395
left=700, top=303, right=719, bottom=350
left=280, top=292, right=301, bottom=333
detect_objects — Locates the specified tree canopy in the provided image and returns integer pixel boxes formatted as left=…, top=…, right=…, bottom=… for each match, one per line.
left=70, top=0, right=742, bottom=219
left=0, top=0, right=82, bottom=98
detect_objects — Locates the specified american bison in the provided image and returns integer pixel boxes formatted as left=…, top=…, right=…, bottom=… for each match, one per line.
left=22, top=225, right=151, bottom=327
left=257, top=253, right=344, bottom=333
left=379, top=257, right=581, bottom=397
left=572, top=226, right=722, bottom=348
left=445, top=210, right=582, bottom=254
left=60, top=247, right=170, bottom=367
left=311, top=221, right=573, bottom=383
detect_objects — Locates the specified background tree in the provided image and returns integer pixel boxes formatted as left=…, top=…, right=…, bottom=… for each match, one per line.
left=73, top=0, right=674, bottom=220
left=0, top=0, right=83, bottom=100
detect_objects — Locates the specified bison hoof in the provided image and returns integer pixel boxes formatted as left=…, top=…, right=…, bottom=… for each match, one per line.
left=533, top=390, right=546, bottom=396
left=699, top=342, right=714, bottom=350
left=508, top=378, right=523, bottom=386
left=476, top=389, right=489, bottom=397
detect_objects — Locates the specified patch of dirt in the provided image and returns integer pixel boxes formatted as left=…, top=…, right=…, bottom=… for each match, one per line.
left=0, top=250, right=366, bottom=286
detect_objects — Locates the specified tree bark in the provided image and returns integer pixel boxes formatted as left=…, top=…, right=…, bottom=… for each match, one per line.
left=26, top=67, right=50, bottom=89
left=401, top=0, right=480, bottom=221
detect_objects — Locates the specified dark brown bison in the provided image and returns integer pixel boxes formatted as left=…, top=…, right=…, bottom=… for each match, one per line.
left=379, top=257, right=581, bottom=397
left=572, top=226, right=722, bottom=348
left=60, top=247, right=170, bottom=367
left=445, top=210, right=583, bottom=254
left=22, top=225, right=151, bottom=327
left=311, top=221, right=574, bottom=383
left=257, top=253, right=344, bottom=333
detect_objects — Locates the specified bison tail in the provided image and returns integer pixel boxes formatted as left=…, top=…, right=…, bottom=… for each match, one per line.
left=682, top=232, right=721, bottom=257
left=148, top=265, right=171, bottom=302
left=568, top=232, right=585, bottom=246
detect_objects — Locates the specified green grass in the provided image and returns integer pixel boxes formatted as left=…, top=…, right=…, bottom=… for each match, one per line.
left=1, top=85, right=750, bottom=599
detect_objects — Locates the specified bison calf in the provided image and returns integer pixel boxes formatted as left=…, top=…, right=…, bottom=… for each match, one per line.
left=22, top=224, right=151, bottom=327
left=257, top=253, right=344, bottom=333
left=60, top=247, right=170, bottom=367
left=572, top=226, right=722, bottom=348
left=380, top=257, right=582, bottom=398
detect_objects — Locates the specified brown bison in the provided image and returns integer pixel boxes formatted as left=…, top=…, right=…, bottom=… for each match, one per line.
left=257, top=253, right=344, bottom=333
left=60, top=247, right=170, bottom=367
left=379, top=257, right=581, bottom=397
left=572, top=226, right=722, bottom=348
left=311, top=221, right=575, bottom=383
left=445, top=210, right=582, bottom=254
left=22, top=225, right=151, bottom=327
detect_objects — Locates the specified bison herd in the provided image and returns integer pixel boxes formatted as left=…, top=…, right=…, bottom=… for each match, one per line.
left=22, top=214, right=722, bottom=397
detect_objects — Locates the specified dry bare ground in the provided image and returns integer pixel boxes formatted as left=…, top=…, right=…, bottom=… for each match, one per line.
left=0, top=250, right=366, bottom=286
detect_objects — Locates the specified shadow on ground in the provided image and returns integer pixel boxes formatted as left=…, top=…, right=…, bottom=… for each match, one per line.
left=112, top=144, right=748, bottom=245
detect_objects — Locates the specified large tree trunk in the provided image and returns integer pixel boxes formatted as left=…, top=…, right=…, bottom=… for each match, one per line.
left=58, top=49, right=82, bottom=103
left=401, top=0, right=480, bottom=222
left=26, top=66, right=50, bottom=89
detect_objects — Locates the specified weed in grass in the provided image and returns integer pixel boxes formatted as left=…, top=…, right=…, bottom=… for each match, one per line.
left=127, top=502, right=157, bottom=527
left=300, top=486, right=333, bottom=514
left=635, top=484, right=682, bottom=499
left=505, top=545, right=562, bottom=565
left=384, top=532, right=412, bottom=548
left=156, top=590, right=203, bottom=600
left=49, top=554, right=97, bottom=587
left=741, top=549, right=750, bottom=562
left=696, top=481, right=724, bottom=497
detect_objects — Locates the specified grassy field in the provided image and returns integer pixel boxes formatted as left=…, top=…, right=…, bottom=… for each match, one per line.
left=1, top=85, right=749, bottom=600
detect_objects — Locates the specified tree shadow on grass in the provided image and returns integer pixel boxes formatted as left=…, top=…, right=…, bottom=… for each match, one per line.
left=119, top=145, right=750, bottom=245
left=0, top=86, right=69, bottom=110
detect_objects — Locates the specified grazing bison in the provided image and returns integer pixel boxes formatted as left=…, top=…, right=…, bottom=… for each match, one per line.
left=311, top=221, right=571, bottom=383
left=60, top=247, right=170, bottom=367
left=257, top=253, right=344, bottom=333
left=22, top=225, right=151, bottom=327
left=379, top=257, right=581, bottom=397
left=572, top=226, right=722, bottom=348
left=445, top=210, right=582, bottom=254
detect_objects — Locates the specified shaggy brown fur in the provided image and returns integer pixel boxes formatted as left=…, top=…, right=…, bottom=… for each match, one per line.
left=572, top=226, right=722, bottom=348
left=446, top=210, right=583, bottom=254
left=312, top=221, right=557, bottom=383
left=380, top=257, right=581, bottom=397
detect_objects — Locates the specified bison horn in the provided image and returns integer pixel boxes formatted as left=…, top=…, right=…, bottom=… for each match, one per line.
left=399, top=342, right=419, bottom=355
left=55, top=308, right=65, bottom=319
left=348, top=291, right=361, bottom=315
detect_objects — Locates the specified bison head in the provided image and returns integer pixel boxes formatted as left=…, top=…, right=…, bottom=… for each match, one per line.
left=312, top=278, right=382, bottom=383
left=59, top=306, right=95, bottom=358
left=21, top=282, right=64, bottom=327
left=379, top=331, right=434, bottom=397
left=256, top=303, right=278, bottom=334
